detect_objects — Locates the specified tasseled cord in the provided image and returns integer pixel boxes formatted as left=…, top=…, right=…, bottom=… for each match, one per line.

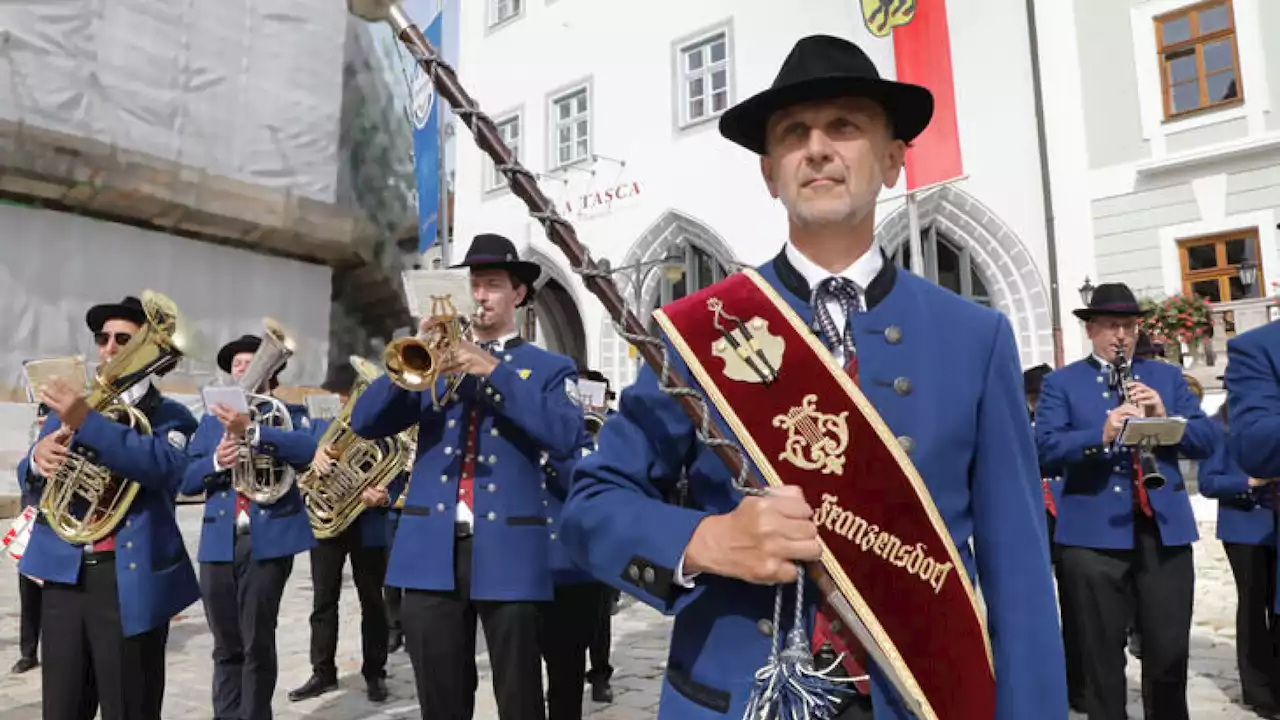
left=742, top=566, right=860, bottom=720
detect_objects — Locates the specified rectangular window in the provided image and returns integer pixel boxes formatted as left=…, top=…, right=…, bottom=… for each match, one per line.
left=678, top=31, right=731, bottom=126
left=1178, top=228, right=1263, bottom=303
left=489, top=115, right=520, bottom=191
left=489, top=0, right=522, bottom=28
left=1156, top=0, right=1242, bottom=119
left=551, top=86, right=590, bottom=167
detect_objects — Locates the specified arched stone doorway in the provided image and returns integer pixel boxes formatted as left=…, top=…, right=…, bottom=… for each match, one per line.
left=876, top=186, right=1053, bottom=366
left=519, top=247, right=587, bottom=366
left=599, top=209, right=739, bottom=387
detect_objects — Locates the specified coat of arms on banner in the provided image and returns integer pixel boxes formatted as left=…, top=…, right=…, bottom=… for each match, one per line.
left=411, top=64, right=436, bottom=130
left=862, top=0, right=916, bottom=37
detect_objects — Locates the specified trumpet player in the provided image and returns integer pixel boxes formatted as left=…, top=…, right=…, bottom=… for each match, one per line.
left=287, top=386, right=401, bottom=704
left=1034, top=282, right=1216, bottom=720
left=19, top=295, right=200, bottom=720
left=182, top=333, right=318, bottom=720
left=350, top=233, right=584, bottom=720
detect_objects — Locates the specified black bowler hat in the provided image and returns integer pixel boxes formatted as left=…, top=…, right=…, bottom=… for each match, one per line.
left=719, top=34, right=934, bottom=155
left=217, top=334, right=288, bottom=383
left=86, top=295, right=147, bottom=332
left=450, top=233, right=542, bottom=307
left=1023, top=364, right=1052, bottom=395
left=1073, top=283, right=1147, bottom=321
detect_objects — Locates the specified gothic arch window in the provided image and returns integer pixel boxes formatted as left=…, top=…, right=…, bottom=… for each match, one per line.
left=891, top=225, right=993, bottom=308
left=645, top=243, right=730, bottom=334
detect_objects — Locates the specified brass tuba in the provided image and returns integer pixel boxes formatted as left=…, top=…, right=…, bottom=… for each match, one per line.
left=383, top=294, right=480, bottom=408
left=41, top=290, right=194, bottom=545
left=229, top=318, right=297, bottom=505
left=299, top=356, right=414, bottom=539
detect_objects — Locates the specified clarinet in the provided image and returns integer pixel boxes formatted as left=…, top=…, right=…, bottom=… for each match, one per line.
left=1112, top=346, right=1166, bottom=491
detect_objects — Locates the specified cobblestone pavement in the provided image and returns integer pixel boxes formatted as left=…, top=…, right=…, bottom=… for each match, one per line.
left=0, top=504, right=1262, bottom=719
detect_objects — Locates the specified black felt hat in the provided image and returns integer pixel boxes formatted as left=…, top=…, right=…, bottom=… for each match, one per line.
left=216, top=334, right=288, bottom=383
left=718, top=34, right=934, bottom=154
left=450, top=233, right=541, bottom=307
left=1134, top=330, right=1163, bottom=359
left=1073, top=283, right=1146, bottom=321
left=85, top=296, right=147, bottom=332
left=1023, top=364, right=1052, bottom=395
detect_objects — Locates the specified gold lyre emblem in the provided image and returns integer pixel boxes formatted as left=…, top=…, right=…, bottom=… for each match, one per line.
left=708, top=298, right=783, bottom=385
left=773, top=394, right=851, bottom=475
left=861, top=0, right=916, bottom=38
left=429, top=294, right=458, bottom=318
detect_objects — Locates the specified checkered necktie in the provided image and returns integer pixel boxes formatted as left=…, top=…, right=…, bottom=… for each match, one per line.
left=812, top=277, right=862, bottom=360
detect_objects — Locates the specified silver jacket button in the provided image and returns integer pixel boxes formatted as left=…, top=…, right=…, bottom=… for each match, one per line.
left=884, top=326, right=902, bottom=344
left=897, top=435, right=915, bottom=453
left=757, top=619, right=774, bottom=636
left=893, top=377, right=911, bottom=396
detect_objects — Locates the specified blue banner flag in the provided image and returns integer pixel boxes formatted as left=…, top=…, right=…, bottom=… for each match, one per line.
left=411, top=12, right=443, bottom=255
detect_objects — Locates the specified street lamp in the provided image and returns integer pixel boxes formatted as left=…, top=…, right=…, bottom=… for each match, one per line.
left=596, top=253, right=687, bottom=313
left=1078, top=277, right=1096, bottom=306
left=1238, top=259, right=1259, bottom=291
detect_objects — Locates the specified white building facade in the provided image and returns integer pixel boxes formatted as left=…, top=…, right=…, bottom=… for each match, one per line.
left=1038, top=0, right=1280, bottom=378
left=453, top=0, right=1073, bottom=388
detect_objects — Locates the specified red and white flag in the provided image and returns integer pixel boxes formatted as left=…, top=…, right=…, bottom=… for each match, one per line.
left=861, top=0, right=965, bottom=191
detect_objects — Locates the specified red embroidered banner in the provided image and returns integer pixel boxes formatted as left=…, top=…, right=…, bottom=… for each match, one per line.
left=653, top=269, right=994, bottom=720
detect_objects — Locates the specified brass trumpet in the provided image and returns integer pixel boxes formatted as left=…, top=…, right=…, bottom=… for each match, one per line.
left=384, top=295, right=481, bottom=408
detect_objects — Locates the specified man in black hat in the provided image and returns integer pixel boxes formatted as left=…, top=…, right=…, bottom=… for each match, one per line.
left=561, top=35, right=1065, bottom=720
left=1035, top=281, right=1217, bottom=720
left=288, top=376, right=397, bottom=704
left=577, top=368, right=620, bottom=705
left=351, top=232, right=584, bottom=720
left=181, top=332, right=318, bottom=720
left=18, top=295, right=201, bottom=720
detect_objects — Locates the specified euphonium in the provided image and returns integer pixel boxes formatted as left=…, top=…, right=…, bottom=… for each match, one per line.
left=384, top=295, right=481, bottom=408
left=299, top=356, right=413, bottom=539
left=230, top=318, right=297, bottom=505
left=41, top=290, right=193, bottom=544
left=1112, top=345, right=1166, bottom=491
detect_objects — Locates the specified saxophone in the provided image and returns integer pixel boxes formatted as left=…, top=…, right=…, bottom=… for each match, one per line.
left=299, top=356, right=415, bottom=538
left=41, top=290, right=194, bottom=544
left=229, top=318, right=297, bottom=506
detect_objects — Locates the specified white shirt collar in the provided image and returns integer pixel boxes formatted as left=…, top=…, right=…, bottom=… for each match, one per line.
left=785, top=239, right=883, bottom=298
left=482, top=332, right=520, bottom=351
left=120, top=377, right=152, bottom=407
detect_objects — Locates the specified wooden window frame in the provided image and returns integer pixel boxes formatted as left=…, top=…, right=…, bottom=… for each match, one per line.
left=1177, top=228, right=1264, bottom=304
left=1155, top=0, right=1243, bottom=121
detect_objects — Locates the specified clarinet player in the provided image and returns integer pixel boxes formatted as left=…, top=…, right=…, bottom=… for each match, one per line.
left=1035, top=283, right=1216, bottom=720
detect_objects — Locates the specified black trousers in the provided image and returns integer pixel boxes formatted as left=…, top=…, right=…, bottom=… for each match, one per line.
left=538, top=583, right=609, bottom=720
left=200, top=534, right=294, bottom=720
left=402, top=533, right=545, bottom=720
left=307, top=528, right=389, bottom=681
left=19, top=571, right=42, bottom=660
left=585, top=584, right=616, bottom=687
left=1225, top=541, right=1280, bottom=709
left=1060, top=516, right=1194, bottom=720
left=41, top=554, right=169, bottom=720
left=1047, top=511, right=1086, bottom=708
left=386, top=513, right=402, bottom=636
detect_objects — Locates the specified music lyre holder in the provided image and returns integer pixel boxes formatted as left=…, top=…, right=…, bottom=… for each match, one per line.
left=1117, top=417, right=1186, bottom=490
left=345, top=1, right=926, bottom=717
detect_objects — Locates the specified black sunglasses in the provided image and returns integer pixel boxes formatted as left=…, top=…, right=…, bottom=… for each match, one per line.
left=93, top=331, right=133, bottom=347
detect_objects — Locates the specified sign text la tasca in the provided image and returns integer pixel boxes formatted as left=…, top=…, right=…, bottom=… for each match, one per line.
left=562, top=181, right=642, bottom=217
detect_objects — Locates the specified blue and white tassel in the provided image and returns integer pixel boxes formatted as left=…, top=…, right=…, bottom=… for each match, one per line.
left=742, top=566, right=859, bottom=720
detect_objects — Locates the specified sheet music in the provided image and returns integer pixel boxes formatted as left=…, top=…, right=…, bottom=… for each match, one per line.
left=575, top=379, right=608, bottom=409
left=304, top=393, right=343, bottom=421
left=22, top=356, right=88, bottom=400
left=401, top=268, right=475, bottom=320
